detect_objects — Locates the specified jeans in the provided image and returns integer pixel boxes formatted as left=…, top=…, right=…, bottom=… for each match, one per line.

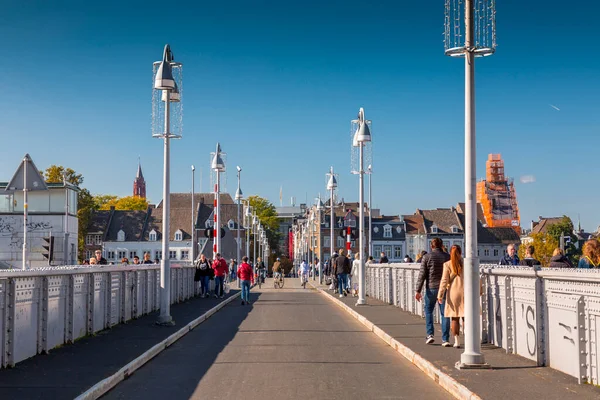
left=337, top=273, right=348, bottom=295
left=214, top=276, right=224, bottom=297
left=424, top=287, right=450, bottom=342
left=200, top=275, right=210, bottom=297
left=241, top=280, right=251, bottom=302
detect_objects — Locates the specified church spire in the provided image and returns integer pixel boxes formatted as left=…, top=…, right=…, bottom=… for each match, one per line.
left=133, top=158, right=146, bottom=199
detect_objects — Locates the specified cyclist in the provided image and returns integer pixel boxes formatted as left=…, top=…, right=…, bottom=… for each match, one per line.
left=272, top=257, right=283, bottom=279
left=255, top=257, right=266, bottom=284
left=299, top=259, right=309, bottom=288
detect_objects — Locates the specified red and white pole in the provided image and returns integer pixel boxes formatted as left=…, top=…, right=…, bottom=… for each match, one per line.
left=346, top=226, right=351, bottom=254
left=213, top=173, right=220, bottom=259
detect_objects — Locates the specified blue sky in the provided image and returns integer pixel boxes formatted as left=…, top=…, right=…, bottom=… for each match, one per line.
left=0, top=1, right=598, bottom=231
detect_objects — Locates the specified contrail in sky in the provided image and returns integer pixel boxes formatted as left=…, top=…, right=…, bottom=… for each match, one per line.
left=549, top=104, right=560, bottom=111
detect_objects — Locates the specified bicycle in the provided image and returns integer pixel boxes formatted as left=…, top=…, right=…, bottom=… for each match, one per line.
left=300, top=273, right=307, bottom=289
left=273, top=271, right=284, bottom=289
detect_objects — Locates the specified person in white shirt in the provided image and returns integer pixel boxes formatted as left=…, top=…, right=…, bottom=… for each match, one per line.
left=350, top=253, right=361, bottom=297
left=299, top=260, right=309, bottom=288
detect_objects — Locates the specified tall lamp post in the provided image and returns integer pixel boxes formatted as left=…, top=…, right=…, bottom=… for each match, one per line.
left=235, top=166, right=243, bottom=266
left=445, top=0, right=495, bottom=369
left=352, top=108, right=371, bottom=306
left=153, top=44, right=181, bottom=325
left=211, top=143, right=226, bottom=259
left=245, top=204, right=252, bottom=259
left=367, top=165, right=373, bottom=258
left=191, top=165, right=196, bottom=262
left=326, top=167, right=338, bottom=264
left=316, top=195, right=324, bottom=283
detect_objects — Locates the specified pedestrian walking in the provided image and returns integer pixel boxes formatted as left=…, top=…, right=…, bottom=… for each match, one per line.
left=195, top=254, right=211, bottom=298
left=578, top=240, right=600, bottom=268
left=415, top=251, right=427, bottom=263
left=379, top=251, right=389, bottom=264
left=549, top=248, right=573, bottom=268
left=350, top=253, right=360, bottom=297
left=437, top=245, right=465, bottom=348
left=142, top=252, right=154, bottom=264
left=335, top=249, right=350, bottom=298
left=212, top=253, right=228, bottom=298
left=519, top=245, right=541, bottom=269
left=229, top=259, right=237, bottom=282
left=499, top=244, right=520, bottom=265
left=238, top=256, right=254, bottom=305
left=299, top=260, right=309, bottom=288
left=415, top=238, right=451, bottom=346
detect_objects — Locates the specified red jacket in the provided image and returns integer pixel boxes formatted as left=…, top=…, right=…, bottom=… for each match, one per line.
left=237, top=263, right=254, bottom=283
left=212, top=258, right=228, bottom=277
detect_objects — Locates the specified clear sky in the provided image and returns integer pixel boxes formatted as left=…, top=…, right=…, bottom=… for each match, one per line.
left=1, top=1, right=598, bottom=231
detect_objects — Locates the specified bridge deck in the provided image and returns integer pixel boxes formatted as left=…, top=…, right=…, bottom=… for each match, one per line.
left=103, top=278, right=447, bottom=399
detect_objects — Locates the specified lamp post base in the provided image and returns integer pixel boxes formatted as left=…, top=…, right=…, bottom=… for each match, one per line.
left=156, top=316, right=175, bottom=326
left=355, top=299, right=367, bottom=306
left=455, top=361, right=490, bottom=370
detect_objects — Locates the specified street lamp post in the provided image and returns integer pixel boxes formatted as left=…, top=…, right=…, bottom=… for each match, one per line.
left=153, top=44, right=181, bottom=325
left=211, top=143, right=226, bottom=259
left=445, top=0, right=495, bottom=369
left=352, top=108, right=371, bottom=306
left=326, top=167, right=337, bottom=268
left=316, top=196, right=324, bottom=283
left=191, top=165, right=196, bottom=262
left=367, top=165, right=373, bottom=258
left=235, top=166, right=243, bottom=266
left=245, top=204, right=252, bottom=259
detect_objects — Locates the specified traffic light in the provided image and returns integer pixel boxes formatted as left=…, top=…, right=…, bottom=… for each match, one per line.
left=42, top=236, right=54, bottom=264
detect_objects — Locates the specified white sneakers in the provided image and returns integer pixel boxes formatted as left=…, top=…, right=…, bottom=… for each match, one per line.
left=426, top=335, right=435, bottom=344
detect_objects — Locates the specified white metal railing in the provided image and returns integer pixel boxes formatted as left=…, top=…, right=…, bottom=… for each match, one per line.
left=0, top=262, right=198, bottom=368
left=366, top=263, right=600, bottom=384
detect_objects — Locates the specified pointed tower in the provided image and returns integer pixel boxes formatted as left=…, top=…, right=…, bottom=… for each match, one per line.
left=133, top=160, right=147, bottom=199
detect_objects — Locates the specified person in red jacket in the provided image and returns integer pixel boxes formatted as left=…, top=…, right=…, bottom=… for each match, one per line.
left=212, top=253, right=228, bottom=298
left=238, top=256, right=254, bottom=305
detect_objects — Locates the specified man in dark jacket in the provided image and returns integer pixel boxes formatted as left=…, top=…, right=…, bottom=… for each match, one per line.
left=499, top=244, right=520, bottom=265
left=415, top=238, right=450, bottom=346
left=335, top=249, right=350, bottom=297
left=94, top=250, right=108, bottom=265
left=519, top=245, right=542, bottom=269
left=379, top=252, right=389, bottom=264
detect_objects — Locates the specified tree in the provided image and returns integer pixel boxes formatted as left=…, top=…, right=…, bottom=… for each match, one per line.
left=96, top=195, right=148, bottom=211
left=518, top=232, right=558, bottom=267
left=44, top=165, right=83, bottom=187
left=247, top=195, right=281, bottom=255
left=546, top=216, right=578, bottom=259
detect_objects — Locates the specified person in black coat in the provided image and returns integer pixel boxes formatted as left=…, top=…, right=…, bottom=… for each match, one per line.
left=335, top=249, right=350, bottom=297
left=519, top=245, right=542, bottom=269
left=549, top=248, right=574, bottom=268
left=194, top=254, right=212, bottom=297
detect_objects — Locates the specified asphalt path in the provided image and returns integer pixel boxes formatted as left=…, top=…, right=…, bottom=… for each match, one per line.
left=103, top=278, right=447, bottom=400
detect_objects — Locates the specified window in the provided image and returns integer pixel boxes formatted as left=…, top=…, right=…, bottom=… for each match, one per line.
left=129, top=251, right=137, bottom=259
left=337, top=237, right=344, bottom=248
left=118, top=251, right=127, bottom=259
left=451, top=225, right=458, bottom=234
left=228, top=219, right=235, bottom=229
left=107, top=251, right=115, bottom=260
left=181, top=250, right=189, bottom=260
left=94, top=235, right=102, bottom=245
left=86, top=235, right=93, bottom=245
left=484, top=249, right=490, bottom=257
left=383, top=245, right=392, bottom=258
left=117, top=230, right=125, bottom=242
left=394, top=246, right=402, bottom=259
left=169, top=251, right=177, bottom=259
left=383, top=225, right=392, bottom=238
left=373, top=226, right=379, bottom=233
left=149, top=230, right=157, bottom=241
left=174, top=230, right=183, bottom=241
left=373, top=245, right=382, bottom=256
left=85, top=250, right=93, bottom=260
left=443, top=241, right=450, bottom=250
left=324, top=236, right=330, bottom=247
left=155, top=250, right=162, bottom=260
left=493, top=249, right=499, bottom=257
left=431, top=225, right=438, bottom=234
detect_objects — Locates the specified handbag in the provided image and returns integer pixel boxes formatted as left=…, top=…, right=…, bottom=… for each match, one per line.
left=223, top=281, right=231, bottom=294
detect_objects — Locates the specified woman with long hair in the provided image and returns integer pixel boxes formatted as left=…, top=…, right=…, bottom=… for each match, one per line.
left=578, top=240, right=600, bottom=268
left=437, top=245, right=465, bottom=348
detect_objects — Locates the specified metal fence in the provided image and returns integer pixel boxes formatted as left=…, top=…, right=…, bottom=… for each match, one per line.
left=366, top=263, right=600, bottom=385
left=0, top=263, right=198, bottom=368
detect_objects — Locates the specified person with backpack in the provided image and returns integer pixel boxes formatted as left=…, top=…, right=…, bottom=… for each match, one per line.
left=212, top=253, right=228, bottom=298
left=194, top=254, right=212, bottom=298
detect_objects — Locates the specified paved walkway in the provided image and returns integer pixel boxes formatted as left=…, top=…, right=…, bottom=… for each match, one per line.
left=103, top=278, right=448, bottom=399
left=313, top=281, right=600, bottom=400
left=0, top=287, right=241, bottom=400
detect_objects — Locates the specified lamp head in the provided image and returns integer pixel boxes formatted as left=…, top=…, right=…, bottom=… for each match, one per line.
left=353, top=107, right=371, bottom=145
left=327, top=174, right=338, bottom=190
left=191, top=165, right=195, bottom=171
left=211, top=143, right=226, bottom=171
left=236, top=166, right=242, bottom=172
left=154, top=44, right=175, bottom=90
left=161, top=81, right=180, bottom=102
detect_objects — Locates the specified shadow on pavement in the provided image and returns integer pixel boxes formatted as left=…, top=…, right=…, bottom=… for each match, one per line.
left=0, top=290, right=241, bottom=400
left=102, top=291, right=262, bottom=400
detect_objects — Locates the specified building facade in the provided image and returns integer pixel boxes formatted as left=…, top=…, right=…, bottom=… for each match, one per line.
left=0, top=155, right=78, bottom=268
